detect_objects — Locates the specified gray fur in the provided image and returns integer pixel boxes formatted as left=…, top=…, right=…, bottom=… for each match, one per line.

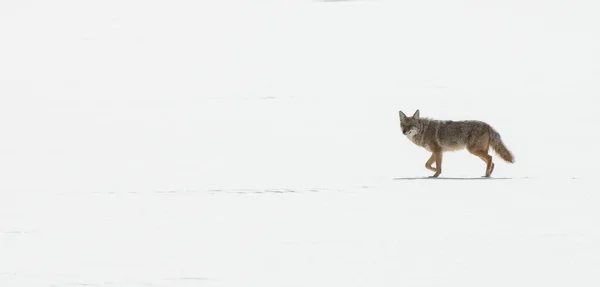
left=398, top=110, right=514, bottom=177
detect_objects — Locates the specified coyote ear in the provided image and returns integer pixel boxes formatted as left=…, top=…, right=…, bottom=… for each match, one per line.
left=399, top=110, right=407, bottom=122
left=412, top=109, right=420, bottom=119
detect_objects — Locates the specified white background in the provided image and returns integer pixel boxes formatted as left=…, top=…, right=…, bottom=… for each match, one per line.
left=1, top=0, right=599, bottom=286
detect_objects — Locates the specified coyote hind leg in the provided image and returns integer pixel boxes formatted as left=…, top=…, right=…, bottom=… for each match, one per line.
left=425, top=153, right=436, bottom=172
left=469, top=148, right=494, bottom=177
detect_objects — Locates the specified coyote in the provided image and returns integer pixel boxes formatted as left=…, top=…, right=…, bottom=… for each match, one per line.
left=398, top=110, right=514, bottom=178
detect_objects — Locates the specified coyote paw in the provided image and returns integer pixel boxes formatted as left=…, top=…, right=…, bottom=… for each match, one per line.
left=484, top=163, right=495, bottom=177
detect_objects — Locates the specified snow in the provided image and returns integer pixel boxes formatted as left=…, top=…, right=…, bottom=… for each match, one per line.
left=1, top=0, right=600, bottom=286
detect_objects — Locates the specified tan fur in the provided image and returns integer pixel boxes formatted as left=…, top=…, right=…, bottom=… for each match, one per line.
left=399, top=109, right=514, bottom=177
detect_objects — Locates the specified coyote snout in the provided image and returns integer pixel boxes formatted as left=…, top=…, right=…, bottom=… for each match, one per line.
left=398, top=109, right=514, bottom=178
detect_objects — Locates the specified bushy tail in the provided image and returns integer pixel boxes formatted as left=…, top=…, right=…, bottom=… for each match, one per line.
left=489, top=128, right=514, bottom=163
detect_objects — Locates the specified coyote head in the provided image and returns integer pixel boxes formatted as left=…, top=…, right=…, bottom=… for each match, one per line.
left=399, top=109, right=420, bottom=137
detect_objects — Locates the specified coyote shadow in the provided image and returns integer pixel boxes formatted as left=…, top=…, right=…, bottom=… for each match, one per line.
left=393, top=176, right=518, bottom=181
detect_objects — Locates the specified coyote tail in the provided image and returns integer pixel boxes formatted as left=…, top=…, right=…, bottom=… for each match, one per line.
left=489, top=128, right=515, bottom=163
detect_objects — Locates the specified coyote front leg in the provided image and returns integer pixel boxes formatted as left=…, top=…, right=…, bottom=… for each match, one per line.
left=425, top=153, right=436, bottom=172
left=430, top=151, right=443, bottom=178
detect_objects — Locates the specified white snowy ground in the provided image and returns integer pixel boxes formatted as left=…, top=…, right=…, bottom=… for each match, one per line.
left=1, top=0, right=600, bottom=286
